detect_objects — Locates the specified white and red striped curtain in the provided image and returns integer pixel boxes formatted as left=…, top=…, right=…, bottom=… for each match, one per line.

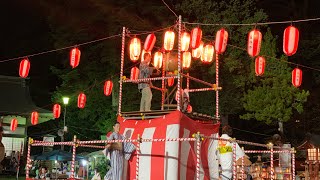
left=118, top=111, right=220, bottom=180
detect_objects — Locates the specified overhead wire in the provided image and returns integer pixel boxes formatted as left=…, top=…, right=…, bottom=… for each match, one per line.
left=184, top=17, right=320, bottom=26
left=232, top=127, right=271, bottom=137
left=161, top=0, right=178, bottom=18
left=69, top=127, right=93, bottom=140
left=4, top=16, right=320, bottom=135
left=128, top=24, right=176, bottom=36
left=0, top=23, right=176, bottom=116
left=67, top=125, right=103, bottom=132
left=28, top=127, right=61, bottom=137
left=227, top=44, right=320, bottom=72
left=201, top=36, right=320, bottom=72
left=0, top=34, right=122, bottom=63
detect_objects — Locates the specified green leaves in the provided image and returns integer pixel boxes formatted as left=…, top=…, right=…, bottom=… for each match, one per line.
left=175, top=0, right=309, bottom=124
left=47, top=0, right=170, bottom=140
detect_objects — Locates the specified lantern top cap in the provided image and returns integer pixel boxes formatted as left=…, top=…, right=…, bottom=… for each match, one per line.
left=63, top=97, right=70, bottom=105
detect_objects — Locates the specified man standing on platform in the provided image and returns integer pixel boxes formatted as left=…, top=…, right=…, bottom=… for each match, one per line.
left=138, top=53, right=160, bottom=112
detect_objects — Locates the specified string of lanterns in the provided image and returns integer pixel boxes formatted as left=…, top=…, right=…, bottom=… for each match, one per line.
left=127, top=25, right=299, bottom=81
left=7, top=16, right=316, bottom=131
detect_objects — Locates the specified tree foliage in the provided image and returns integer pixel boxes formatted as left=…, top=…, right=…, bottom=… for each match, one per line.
left=38, top=0, right=310, bottom=142
left=175, top=0, right=309, bottom=124
left=241, top=30, right=309, bottom=124
left=36, top=0, right=174, bottom=140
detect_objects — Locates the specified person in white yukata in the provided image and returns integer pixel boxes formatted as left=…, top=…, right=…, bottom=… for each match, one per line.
left=104, top=122, right=135, bottom=180
left=218, top=125, right=247, bottom=180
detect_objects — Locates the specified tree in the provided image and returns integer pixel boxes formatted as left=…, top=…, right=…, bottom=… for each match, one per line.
left=33, top=0, right=311, bottom=141
left=241, top=29, right=309, bottom=124
left=35, top=0, right=175, bottom=140
left=175, top=0, right=309, bottom=125
left=175, top=0, right=268, bottom=115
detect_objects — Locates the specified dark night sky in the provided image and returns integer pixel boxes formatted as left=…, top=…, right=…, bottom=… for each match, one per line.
left=0, top=1, right=62, bottom=107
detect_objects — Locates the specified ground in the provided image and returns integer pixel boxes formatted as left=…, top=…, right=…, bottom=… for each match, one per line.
left=0, top=175, right=25, bottom=180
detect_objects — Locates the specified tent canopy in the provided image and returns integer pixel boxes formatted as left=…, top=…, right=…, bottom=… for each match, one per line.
left=86, top=150, right=105, bottom=158
left=32, top=150, right=86, bottom=161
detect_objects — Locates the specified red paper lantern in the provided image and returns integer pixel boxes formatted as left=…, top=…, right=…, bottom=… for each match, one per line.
left=31, top=111, right=39, bottom=125
left=130, top=67, right=140, bottom=80
left=192, top=41, right=204, bottom=59
left=255, top=56, right=266, bottom=76
left=144, top=33, right=156, bottom=51
left=283, top=25, right=299, bottom=56
left=10, top=118, right=18, bottom=132
left=129, top=37, right=141, bottom=62
left=104, top=80, right=113, bottom=96
left=78, top=93, right=86, bottom=109
left=190, top=27, right=202, bottom=49
left=187, top=104, right=192, bottom=113
left=153, top=52, right=163, bottom=69
left=247, top=29, right=262, bottom=57
left=292, top=68, right=302, bottom=87
left=164, top=30, right=175, bottom=51
left=181, top=32, right=190, bottom=52
left=167, top=72, right=174, bottom=87
left=182, top=52, right=192, bottom=69
left=201, top=44, right=215, bottom=63
left=215, top=28, right=229, bottom=54
left=53, top=104, right=61, bottom=119
left=70, top=47, right=81, bottom=68
left=19, top=58, right=30, bottom=78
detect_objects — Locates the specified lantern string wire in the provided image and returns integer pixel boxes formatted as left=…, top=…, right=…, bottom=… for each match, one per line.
left=0, top=23, right=177, bottom=63
left=0, top=34, right=122, bottom=63
left=28, top=128, right=61, bottom=137
left=227, top=43, right=320, bottom=72
left=9, top=61, right=140, bottom=116
left=161, top=0, right=178, bottom=18
left=201, top=36, right=320, bottom=72
left=69, top=127, right=93, bottom=140
left=232, top=127, right=270, bottom=137
left=5, top=20, right=319, bottom=130
left=183, top=17, right=320, bottom=26
left=128, top=24, right=176, bottom=36
left=68, top=125, right=103, bottom=132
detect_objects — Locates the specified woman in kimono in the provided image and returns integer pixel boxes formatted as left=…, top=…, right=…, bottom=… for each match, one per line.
left=104, top=122, right=135, bottom=180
